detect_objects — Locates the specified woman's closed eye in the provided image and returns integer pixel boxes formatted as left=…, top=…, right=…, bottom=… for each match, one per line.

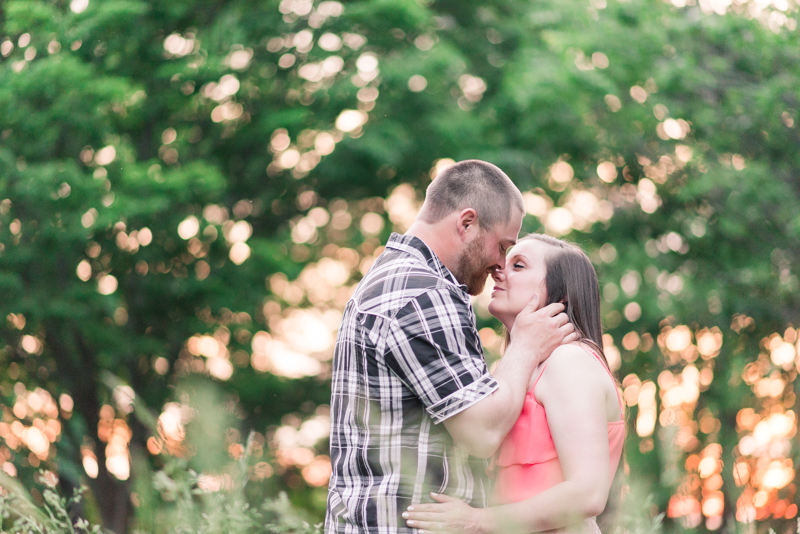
left=513, top=262, right=525, bottom=269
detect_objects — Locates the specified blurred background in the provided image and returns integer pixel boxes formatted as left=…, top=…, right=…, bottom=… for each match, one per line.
left=1, top=0, right=799, bottom=532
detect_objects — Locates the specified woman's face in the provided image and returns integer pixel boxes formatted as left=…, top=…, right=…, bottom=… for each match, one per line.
left=488, top=239, right=551, bottom=329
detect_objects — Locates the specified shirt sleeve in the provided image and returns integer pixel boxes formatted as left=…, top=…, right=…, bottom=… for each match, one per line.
left=384, top=287, right=499, bottom=424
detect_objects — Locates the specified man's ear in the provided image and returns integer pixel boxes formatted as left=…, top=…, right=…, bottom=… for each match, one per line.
left=456, top=208, right=478, bottom=240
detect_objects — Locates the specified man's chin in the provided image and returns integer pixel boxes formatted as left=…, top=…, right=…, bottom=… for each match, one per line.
left=467, top=287, right=483, bottom=297
left=466, top=278, right=488, bottom=296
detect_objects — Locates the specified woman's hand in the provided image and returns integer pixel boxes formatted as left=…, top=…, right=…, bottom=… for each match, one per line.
left=402, top=493, right=488, bottom=534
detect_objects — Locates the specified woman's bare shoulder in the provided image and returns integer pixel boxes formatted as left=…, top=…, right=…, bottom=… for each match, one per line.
left=540, top=343, right=610, bottom=389
left=548, top=343, right=601, bottom=367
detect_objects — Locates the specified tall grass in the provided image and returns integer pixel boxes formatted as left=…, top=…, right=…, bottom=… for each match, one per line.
left=0, top=464, right=320, bottom=534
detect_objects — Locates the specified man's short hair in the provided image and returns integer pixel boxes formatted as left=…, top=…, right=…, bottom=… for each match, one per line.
left=418, top=160, right=524, bottom=230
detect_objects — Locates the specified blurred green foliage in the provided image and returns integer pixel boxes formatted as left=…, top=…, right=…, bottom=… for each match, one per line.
left=1, top=0, right=799, bottom=532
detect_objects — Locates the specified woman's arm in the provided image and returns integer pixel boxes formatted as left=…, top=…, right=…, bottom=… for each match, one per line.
left=404, top=345, right=615, bottom=534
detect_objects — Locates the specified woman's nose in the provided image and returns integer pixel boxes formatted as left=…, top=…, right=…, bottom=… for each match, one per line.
left=491, top=268, right=505, bottom=282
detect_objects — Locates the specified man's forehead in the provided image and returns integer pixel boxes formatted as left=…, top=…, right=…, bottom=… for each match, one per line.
left=500, top=210, right=524, bottom=243
left=501, top=234, right=517, bottom=247
left=489, top=223, right=516, bottom=242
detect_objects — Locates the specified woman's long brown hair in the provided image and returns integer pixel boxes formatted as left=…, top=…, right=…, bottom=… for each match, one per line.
left=503, top=234, right=625, bottom=530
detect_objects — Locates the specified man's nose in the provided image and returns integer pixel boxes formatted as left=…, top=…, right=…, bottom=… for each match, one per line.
left=496, top=253, right=507, bottom=270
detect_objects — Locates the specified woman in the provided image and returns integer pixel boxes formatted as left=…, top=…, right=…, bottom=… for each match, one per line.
left=403, top=234, right=625, bottom=534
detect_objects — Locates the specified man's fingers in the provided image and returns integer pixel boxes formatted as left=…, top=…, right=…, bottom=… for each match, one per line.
left=553, top=312, right=570, bottom=327
left=408, top=504, right=436, bottom=513
left=405, top=512, right=441, bottom=522
left=536, top=301, right=565, bottom=317
left=559, top=324, right=578, bottom=344
left=405, top=514, right=450, bottom=534
left=564, top=332, right=580, bottom=343
left=407, top=502, right=450, bottom=514
left=406, top=520, right=439, bottom=532
left=430, top=492, right=457, bottom=503
left=562, top=331, right=579, bottom=344
left=559, top=323, right=576, bottom=340
left=558, top=320, right=575, bottom=332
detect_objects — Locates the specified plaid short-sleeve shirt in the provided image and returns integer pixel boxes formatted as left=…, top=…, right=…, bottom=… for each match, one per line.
left=325, top=233, right=499, bottom=534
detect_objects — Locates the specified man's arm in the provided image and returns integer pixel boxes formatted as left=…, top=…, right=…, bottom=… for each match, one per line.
left=443, top=295, right=575, bottom=458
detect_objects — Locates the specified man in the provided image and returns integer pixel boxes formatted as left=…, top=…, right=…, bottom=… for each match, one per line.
left=326, top=160, right=575, bottom=533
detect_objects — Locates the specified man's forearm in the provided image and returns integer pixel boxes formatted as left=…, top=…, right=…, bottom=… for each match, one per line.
left=477, top=339, right=542, bottom=447
left=443, top=340, right=540, bottom=457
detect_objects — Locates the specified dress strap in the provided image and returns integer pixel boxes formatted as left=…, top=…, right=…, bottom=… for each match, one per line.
left=531, top=360, right=550, bottom=392
left=579, top=345, right=624, bottom=415
left=526, top=357, right=552, bottom=406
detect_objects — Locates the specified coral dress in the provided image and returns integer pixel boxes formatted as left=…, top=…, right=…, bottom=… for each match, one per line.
left=492, top=347, right=625, bottom=533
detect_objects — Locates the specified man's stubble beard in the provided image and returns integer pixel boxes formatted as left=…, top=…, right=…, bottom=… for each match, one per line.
left=453, top=232, right=493, bottom=296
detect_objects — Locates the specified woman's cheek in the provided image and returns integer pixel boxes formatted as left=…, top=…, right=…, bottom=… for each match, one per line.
left=515, top=288, right=538, bottom=313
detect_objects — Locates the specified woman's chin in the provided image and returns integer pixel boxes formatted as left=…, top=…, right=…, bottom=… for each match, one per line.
left=486, top=303, right=508, bottom=325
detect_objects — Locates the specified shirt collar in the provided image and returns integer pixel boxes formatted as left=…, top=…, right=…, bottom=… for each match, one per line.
left=385, top=233, right=468, bottom=293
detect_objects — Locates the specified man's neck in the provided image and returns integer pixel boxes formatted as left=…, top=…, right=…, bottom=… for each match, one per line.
left=405, top=221, right=459, bottom=275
